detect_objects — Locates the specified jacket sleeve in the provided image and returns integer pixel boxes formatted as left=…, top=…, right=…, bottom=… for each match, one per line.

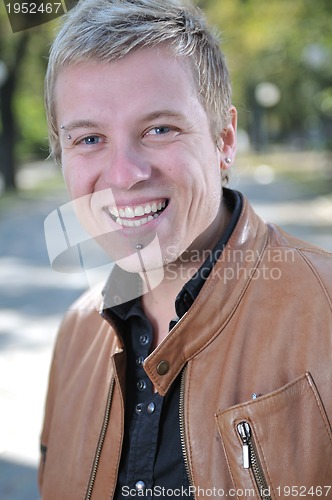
left=38, top=308, right=78, bottom=493
left=38, top=340, right=59, bottom=492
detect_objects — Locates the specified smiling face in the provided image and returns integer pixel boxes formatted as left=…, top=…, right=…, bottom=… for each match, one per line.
left=54, top=46, right=235, bottom=273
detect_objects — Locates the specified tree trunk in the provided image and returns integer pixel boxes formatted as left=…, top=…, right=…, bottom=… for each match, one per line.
left=0, top=32, right=29, bottom=192
left=0, top=72, right=16, bottom=191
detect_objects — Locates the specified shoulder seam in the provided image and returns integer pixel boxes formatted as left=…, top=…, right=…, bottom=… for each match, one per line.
left=297, top=249, right=332, bottom=311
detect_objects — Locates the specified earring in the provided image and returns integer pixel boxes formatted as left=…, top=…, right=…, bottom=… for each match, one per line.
left=225, top=156, right=232, bottom=165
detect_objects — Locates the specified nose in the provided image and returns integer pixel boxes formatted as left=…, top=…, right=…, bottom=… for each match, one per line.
left=100, top=141, right=151, bottom=191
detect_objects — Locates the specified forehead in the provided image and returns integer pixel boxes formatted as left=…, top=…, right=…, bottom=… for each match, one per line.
left=54, top=46, right=201, bottom=123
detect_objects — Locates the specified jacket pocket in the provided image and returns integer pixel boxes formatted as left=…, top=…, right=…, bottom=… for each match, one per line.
left=216, top=372, right=332, bottom=499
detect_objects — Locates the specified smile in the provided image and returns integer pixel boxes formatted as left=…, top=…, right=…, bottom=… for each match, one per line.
left=107, top=199, right=168, bottom=227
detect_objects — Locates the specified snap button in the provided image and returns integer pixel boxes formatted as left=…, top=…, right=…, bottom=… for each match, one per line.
left=156, top=360, right=169, bottom=375
left=140, top=334, right=149, bottom=345
left=136, top=356, right=144, bottom=367
left=147, top=402, right=155, bottom=414
left=135, top=480, right=146, bottom=492
left=137, top=379, right=147, bottom=391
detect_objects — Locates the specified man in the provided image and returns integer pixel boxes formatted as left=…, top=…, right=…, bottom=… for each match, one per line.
left=39, top=0, right=332, bottom=498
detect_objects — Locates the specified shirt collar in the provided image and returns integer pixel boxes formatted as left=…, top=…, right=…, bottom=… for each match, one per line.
left=174, top=188, right=242, bottom=319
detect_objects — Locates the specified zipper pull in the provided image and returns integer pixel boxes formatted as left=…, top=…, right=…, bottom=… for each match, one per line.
left=237, top=421, right=251, bottom=469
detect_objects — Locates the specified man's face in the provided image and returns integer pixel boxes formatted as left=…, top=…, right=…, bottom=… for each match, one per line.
left=54, top=46, right=230, bottom=272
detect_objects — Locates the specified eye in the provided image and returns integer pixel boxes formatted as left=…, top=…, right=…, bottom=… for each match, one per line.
left=146, top=126, right=171, bottom=136
left=79, top=135, right=102, bottom=145
left=76, top=135, right=106, bottom=146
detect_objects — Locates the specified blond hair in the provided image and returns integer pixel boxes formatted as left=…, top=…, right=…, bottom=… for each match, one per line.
left=45, top=0, right=232, bottom=165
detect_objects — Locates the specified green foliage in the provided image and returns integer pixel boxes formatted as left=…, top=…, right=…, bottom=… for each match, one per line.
left=14, top=25, right=51, bottom=159
left=199, top=0, right=332, bottom=148
left=0, top=5, right=56, bottom=164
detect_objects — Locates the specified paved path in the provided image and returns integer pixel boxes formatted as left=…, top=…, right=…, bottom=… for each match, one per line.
left=0, top=189, right=87, bottom=499
left=0, top=166, right=331, bottom=499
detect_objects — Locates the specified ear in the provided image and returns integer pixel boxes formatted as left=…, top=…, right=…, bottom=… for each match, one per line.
left=218, top=106, right=237, bottom=170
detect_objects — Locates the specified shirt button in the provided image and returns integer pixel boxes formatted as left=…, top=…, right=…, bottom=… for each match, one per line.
left=140, top=334, right=149, bottom=345
left=137, top=379, right=147, bottom=391
left=135, top=480, right=146, bottom=492
left=156, top=360, right=170, bottom=375
left=147, top=402, right=155, bottom=414
left=136, top=356, right=144, bottom=367
left=135, top=403, right=143, bottom=414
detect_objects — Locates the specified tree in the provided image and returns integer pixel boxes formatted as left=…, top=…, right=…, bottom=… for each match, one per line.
left=0, top=23, right=29, bottom=191
left=0, top=7, right=53, bottom=193
left=198, top=0, right=332, bottom=150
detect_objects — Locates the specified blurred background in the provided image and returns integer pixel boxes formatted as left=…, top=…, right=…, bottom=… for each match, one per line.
left=0, top=0, right=331, bottom=498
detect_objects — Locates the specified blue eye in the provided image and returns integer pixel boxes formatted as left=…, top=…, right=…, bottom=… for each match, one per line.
left=150, top=126, right=170, bottom=135
left=82, top=136, right=101, bottom=145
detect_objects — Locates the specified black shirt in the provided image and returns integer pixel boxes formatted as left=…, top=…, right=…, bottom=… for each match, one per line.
left=108, top=189, right=242, bottom=499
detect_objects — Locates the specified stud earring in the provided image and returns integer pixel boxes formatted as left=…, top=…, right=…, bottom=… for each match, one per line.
left=67, top=135, right=72, bottom=140
left=225, top=156, right=232, bottom=165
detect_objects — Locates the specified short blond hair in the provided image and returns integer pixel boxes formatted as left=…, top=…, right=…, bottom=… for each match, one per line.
left=45, top=0, right=232, bottom=165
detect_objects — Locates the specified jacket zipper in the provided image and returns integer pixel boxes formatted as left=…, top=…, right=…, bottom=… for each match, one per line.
left=179, top=367, right=196, bottom=498
left=237, top=421, right=271, bottom=500
left=85, top=376, right=115, bottom=500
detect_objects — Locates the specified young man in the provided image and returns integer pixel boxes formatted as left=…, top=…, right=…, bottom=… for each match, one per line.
left=39, top=0, right=332, bottom=498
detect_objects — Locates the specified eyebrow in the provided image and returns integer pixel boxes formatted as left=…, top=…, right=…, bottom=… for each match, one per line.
left=142, top=110, right=186, bottom=121
left=61, top=110, right=188, bottom=132
left=61, top=120, right=102, bottom=132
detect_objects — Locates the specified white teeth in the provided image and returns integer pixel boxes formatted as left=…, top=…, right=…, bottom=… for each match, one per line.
left=125, top=206, right=135, bottom=218
left=134, top=206, right=145, bottom=216
left=109, top=207, right=119, bottom=217
left=110, top=200, right=167, bottom=219
left=110, top=199, right=168, bottom=227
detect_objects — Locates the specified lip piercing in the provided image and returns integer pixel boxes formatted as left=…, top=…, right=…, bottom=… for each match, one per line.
left=225, top=156, right=232, bottom=165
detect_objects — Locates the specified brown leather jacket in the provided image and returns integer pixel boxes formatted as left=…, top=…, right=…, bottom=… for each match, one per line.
left=39, top=195, right=332, bottom=499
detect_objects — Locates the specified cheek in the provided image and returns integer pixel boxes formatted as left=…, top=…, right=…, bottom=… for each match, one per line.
left=62, top=158, right=97, bottom=200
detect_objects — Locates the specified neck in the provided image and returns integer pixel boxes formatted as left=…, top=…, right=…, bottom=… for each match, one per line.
left=140, top=195, right=232, bottom=347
